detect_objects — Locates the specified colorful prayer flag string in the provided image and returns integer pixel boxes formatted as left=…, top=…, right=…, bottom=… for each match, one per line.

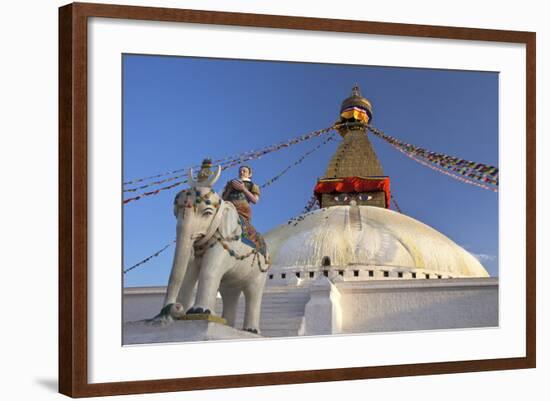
left=391, top=194, right=403, bottom=213
left=365, top=125, right=499, bottom=186
left=124, top=136, right=336, bottom=272
left=303, top=195, right=320, bottom=213
left=124, top=126, right=336, bottom=188
left=260, top=134, right=335, bottom=189
left=393, top=144, right=498, bottom=192
left=123, top=240, right=176, bottom=274
left=124, top=174, right=189, bottom=193
left=123, top=126, right=336, bottom=204
left=124, top=133, right=333, bottom=194
left=285, top=195, right=319, bottom=226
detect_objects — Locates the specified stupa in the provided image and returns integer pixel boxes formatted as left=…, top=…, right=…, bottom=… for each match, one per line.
left=123, top=86, right=498, bottom=341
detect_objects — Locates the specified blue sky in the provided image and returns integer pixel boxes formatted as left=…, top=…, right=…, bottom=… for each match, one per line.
left=123, top=54, right=499, bottom=287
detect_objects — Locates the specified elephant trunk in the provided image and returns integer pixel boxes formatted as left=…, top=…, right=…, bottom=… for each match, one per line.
left=162, top=209, right=195, bottom=307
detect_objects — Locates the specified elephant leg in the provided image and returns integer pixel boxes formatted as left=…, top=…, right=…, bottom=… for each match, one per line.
left=176, top=258, right=200, bottom=313
left=192, top=247, right=227, bottom=314
left=243, top=280, right=264, bottom=333
left=220, top=287, right=241, bottom=328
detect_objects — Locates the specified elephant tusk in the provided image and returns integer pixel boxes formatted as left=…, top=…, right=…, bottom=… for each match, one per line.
left=188, top=167, right=197, bottom=188
left=208, top=165, right=222, bottom=187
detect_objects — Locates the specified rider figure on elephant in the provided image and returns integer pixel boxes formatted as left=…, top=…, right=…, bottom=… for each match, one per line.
left=221, top=165, right=260, bottom=223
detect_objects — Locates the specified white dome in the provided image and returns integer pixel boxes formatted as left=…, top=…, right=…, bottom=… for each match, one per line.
left=264, top=206, right=489, bottom=278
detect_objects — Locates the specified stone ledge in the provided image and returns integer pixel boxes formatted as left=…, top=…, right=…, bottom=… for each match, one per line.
left=123, top=319, right=261, bottom=345
left=178, top=313, right=227, bottom=325
left=335, top=277, right=499, bottom=292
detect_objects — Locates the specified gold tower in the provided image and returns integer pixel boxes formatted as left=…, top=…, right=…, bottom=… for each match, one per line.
left=314, top=85, right=391, bottom=209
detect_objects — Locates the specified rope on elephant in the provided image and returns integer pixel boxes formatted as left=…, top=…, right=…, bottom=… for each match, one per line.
left=213, top=233, right=270, bottom=272
left=123, top=125, right=336, bottom=189
left=125, top=233, right=270, bottom=274
left=365, top=124, right=499, bottom=188
left=123, top=240, right=175, bottom=274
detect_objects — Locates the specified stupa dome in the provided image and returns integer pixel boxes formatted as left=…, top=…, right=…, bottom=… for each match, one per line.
left=264, top=205, right=489, bottom=278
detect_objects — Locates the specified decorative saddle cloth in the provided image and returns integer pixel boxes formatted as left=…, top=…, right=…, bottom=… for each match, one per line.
left=237, top=216, right=268, bottom=258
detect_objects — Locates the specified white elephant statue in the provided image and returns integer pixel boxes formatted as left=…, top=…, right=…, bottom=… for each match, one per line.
left=150, top=165, right=270, bottom=334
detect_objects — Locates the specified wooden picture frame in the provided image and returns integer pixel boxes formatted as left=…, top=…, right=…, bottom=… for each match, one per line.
left=59, top=2, right=536, bottom=397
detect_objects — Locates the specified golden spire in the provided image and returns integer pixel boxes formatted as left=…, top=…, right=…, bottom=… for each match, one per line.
left=314, top=86, right=389, bottom=209
left=326, top=86, right=383, bottom=178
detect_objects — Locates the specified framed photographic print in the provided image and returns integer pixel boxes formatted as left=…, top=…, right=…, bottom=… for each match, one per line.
left=59, top=2, right=536, bottom=397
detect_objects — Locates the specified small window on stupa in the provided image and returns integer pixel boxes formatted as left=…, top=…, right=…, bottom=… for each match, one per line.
left=309, top=271, right=315, bottom=278
left=269, top=274, right=273, bottom=279
left=281, top=273, right=286, bottom=279
left=322, top=256, right=331, bottom=267
left=296, top=272, right=301, bottom=278
left=368, top=270, right=374, bottom=277
left=383, top=271, right=389, bottom=277
left=323, top=270, right=329, bottom=277
left=338, top=270, right=344, bottom=276
left=398, top=272, right=403, bottom=278
left=353, top=270, right=359, bottom=277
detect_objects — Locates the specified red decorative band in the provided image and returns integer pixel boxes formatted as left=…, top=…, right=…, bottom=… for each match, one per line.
left=314, top=176, right=391, bottom=208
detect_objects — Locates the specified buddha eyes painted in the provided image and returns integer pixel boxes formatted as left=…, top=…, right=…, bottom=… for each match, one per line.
left=334, top=194, right=350, bottom=202
left=333, top=193, right=374, bottom=203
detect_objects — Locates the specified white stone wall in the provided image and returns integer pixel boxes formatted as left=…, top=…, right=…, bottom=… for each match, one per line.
left=336, top=278, right=498, bottom=333
left=123, top=287, right=166, bottom=323
left=123, top=277, right=498, bottom=339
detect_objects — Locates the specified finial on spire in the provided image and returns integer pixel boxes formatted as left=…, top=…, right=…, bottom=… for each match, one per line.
left=337, top=84, right=373, bottom=132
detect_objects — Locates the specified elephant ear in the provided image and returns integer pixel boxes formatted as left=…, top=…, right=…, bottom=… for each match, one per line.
left=219, top=202, right=241, bottom=239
